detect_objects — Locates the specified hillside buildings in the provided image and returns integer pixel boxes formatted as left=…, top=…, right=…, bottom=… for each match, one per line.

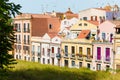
left=13, top=5, right=120, bottom=71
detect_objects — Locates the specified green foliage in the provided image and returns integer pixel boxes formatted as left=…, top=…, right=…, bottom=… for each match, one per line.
left=0, top=0, right=21, bottom=69
left=0, top=60, right=120, bottom=80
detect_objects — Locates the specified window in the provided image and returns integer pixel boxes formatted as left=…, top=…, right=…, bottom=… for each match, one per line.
left=43, top=58, right=45, bottom=64
left=27, top=23, right=30, bottom=32
left=32, top=45, right=35, bottom=55
left=83, top=17, right=87, bottom=20
left=87, top=63, right=91, bottom=69
left=38, top=58, right=40, bottom=63
left=32, top=57, right=35, bottom=62
left=49, top=24, right=52, bottom=29
left=38, top=46, right=40, bottom=53
left=79, top=62, right=82, bottom=68
left=71, top=46, right=75, bottom=54
left=52, top=47, right=54, bottom=53
left=48, top=59, right=50, bottom=64
left=97, top=47, right=101, bottom=60
left=79, top=47, right=82, bottom=54
left=97, top=64, right=101, bottom=70
left=24, top=23, right=26, bottom=32
left=87, top=48, right=91, bottom=59
left=27, top=35, right=30, bottom=44
left=65, top=46, right=68, bottom=53
left=14, top=23, right=18, bottom=31
left=24, top=35, right=26, bottom=44
left=64, top=21, right=67, bottom=25
left=71, top=61, right=75, bottom=66
left=58, top=48, right=60, bottom=53
left=17, top=23, right=21, bottom=32
left=64, top=60, right=68, bottom=67
left=43, top=48, right=45, bottom=55
left=84, top=23, right=88, bottom=26
left=38, top=46, right=40, bottom=56
left=106, top=48, right=110, bottom=61
left=91, top=16, right=93, bottom=21
left=110, top=33, right=113, bottom=43
left=106, top=65, right=110, bottom=71
left=102, top=33, right=106, bottom=40
left=79, top=23, right=82, bottom=26
left=87, top=48, right=91, bottom=56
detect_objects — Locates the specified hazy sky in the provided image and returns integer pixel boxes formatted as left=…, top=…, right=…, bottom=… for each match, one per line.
left=10, top=0, right=120, bottom=14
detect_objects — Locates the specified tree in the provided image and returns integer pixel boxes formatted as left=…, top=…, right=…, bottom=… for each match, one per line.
left=0, top=0, right=21, bottom=69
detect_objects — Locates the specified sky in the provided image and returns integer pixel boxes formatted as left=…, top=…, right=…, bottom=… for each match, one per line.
left=10, top=0, right=120, bottom=14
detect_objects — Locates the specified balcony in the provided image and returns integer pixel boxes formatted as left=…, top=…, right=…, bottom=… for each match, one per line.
left=32, top=51, right=35, bottom=56
left=85, top=55, right=92, bottom=62
left=24, top=29, right=30, bottom=33
left=47, top=53, right=50, bottom=57
left=103, top=57, right=111, bottom=64
left=95, top=56, right=102, bottom=63
left=56, top=53, right=61, bottom=59
left=64, top=53, right=69, bottom=59
left=50, top=53, right=55, bottom=58
left=76, top=54, right=83, bottom=61
left=16, top=40, right=21, bottom=44
left=70, top=54, right=75, bottom=59
left=17, top=30, right=21, bottom=33
left=37, top=52, right=41, bottom=57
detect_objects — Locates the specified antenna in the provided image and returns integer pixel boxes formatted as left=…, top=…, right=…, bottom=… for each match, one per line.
left=41, top=4, right=44, bottom=14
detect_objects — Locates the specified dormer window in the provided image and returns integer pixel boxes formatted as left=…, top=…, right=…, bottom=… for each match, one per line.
left=49, top=24, right=52, bottom=29
left=83, top=17, right=87, bottom=20
left=84, top=23, right=87, bottom=26
left=79, top=23, right=82, bottom=26
left=64, top=21, right=67, bottom=25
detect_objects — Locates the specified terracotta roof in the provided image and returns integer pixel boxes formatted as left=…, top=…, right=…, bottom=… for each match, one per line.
left=65, top=14, right=78, bottom=18
left=47, top=32, right=58, bottom=38
left=65, top=8, right=73, bottom=14
left=31, top=16, right=60, bottom=37
left=86, top=20, right=99, bottom=26
left=94, top=8, right=111, bottom=12
left=78, top=30, right=90, bottom=39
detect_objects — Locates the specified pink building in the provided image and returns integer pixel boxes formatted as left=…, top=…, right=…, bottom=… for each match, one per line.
left=92, top=42, right=113, bottom=71
left=98, top=20, right=117, bottom=43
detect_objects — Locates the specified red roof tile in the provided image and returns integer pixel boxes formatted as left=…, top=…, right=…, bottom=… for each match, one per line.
left=78, top=30, right=90, bottom=39
left=86, top=20, right=99, bottom=26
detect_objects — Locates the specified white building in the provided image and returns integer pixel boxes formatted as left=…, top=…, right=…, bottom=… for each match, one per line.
left=31, top=33, right=61, bottom=66
left=60, top=18, right=78, bottom=30
left=79, top=8, right=114, bottom=23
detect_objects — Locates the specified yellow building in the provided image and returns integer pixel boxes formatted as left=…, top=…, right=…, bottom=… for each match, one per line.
left=70, top=20, right=99, bottom=37
left=61, top=35, right=93, bottom=69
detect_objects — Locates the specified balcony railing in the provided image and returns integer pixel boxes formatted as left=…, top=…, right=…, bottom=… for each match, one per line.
left=50, top=53, right=55, bottom=58
left=85, top=55, right=92, bottom=62
left=32, top=51, right=35, bottom=56
left=64, top=53, right=69, bottom=58
left=56, top=53, right=61, bottom=59
left=17, top=30, right=21, bottom=32
left=70, top=54, right=75, bottom=59
left=47, top=53, right=50, bottom=57
left=76, top=54, right=83, bottom=61
left=24, top=29, right=30, bottom=33
left=103, top=57, right=111, bottom=64
left=95, top=56, right=102, bottom=63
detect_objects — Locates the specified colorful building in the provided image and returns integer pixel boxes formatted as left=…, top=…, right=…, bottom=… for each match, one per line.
left=31, top=33, right=61, bottom=66
left=61, top=38, right=93, bottom=69
left=92, top=42, right=113, bottom=71
left=70, top=20, right=99, bottom=39
left=14, top=13, right=60, bottom=61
